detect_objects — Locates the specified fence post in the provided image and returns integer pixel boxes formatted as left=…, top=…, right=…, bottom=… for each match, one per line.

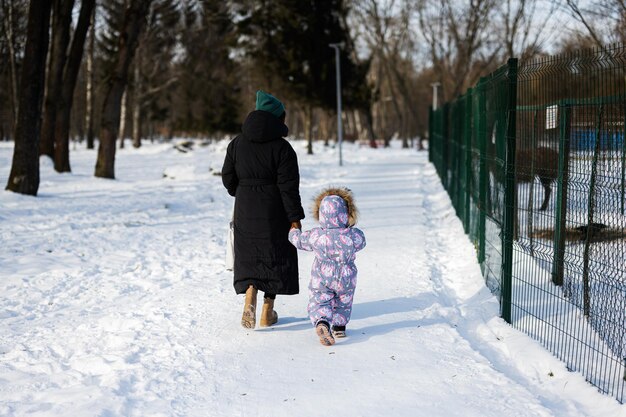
left=501, top=58, right=518, bottom=324
left=429, top=105, right=433, bottom=164
left=477, top=82, right=487, bottom=265
left=621, top=111, right=625, bottom=215
left=551, top=101, right=572, bottom=286
left=464, top=89, right=473, bottom=233
left=582, top=105, right=604, bottom=316
left=450, top=96, right=463, bottom=211
left=442, top=102, right=450, bottom=190
left=618, top=108, right=626, bottom=214
left=527, top=109, right=539, bottom=255
left=435, top=106, right=443, bottom=176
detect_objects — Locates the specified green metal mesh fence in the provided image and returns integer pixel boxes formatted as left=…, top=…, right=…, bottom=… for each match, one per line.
left=429, top=46, right=625, bottom=403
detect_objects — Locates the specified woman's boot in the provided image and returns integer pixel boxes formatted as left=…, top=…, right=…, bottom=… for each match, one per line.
left=241, top=285, right=258, bottom=329
left=259, top=297, right=278, bottom=327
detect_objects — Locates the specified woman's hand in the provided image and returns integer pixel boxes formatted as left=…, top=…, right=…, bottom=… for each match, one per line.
left=290, top=221, right=302, bottom=230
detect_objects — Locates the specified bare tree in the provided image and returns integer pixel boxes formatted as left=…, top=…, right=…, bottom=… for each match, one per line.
left=131, top=60, right=141, bottom=147
left=5, top=0, right=52, bottom=195
left=564, top=0, right=626, bottom=46
left=53, top=0, right=95, bottom=172
left=39, top=0, right=75, bottom=159
left=95, top=0, right=153, bottom=179
left=85, top=3, right=96, bottom=149
left=497, top=0, right=555, bottom=64
left=130, top=0, right=180, bottom=148
left=119, top=89, right=127, bottom=148
left=353, top=0, right=422, bottom=147
left=416, top=0, right=500, bottom=102
left=0, top=0, right=27, bottom=133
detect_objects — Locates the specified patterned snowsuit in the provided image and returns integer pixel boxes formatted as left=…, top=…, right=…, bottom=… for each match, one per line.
left=289, top=195, right=366, bottom=327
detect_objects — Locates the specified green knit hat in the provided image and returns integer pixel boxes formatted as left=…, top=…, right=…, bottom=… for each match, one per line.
left=255, top=90, right=285, bottom=118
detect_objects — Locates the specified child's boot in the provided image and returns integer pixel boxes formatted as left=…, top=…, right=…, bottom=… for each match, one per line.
left=332, top=325, right=346, bottom=338
left=259, top=297, right=278, bottom=327
left=241, top=285, right=257, bottom=329
left=315, top=320, right=335, bottom=346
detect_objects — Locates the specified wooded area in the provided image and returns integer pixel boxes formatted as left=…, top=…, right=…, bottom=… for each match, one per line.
left=1, top=0, right=624, bottom=194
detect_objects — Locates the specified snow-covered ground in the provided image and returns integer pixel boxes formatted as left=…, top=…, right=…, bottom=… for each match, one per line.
left=0, top=139, right=624, bottom=417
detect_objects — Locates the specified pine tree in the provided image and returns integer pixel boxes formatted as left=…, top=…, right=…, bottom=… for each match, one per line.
left=235, top=0, right=369, bottom=153
left=130, top=0, right=181, bottom=147
left=170, top=0, right=240, bottom=135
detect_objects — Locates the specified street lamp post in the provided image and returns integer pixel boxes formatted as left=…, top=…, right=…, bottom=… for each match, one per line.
left=329, top=42, right=343, bottom=166
left=431, top=82, right=441, bottom=110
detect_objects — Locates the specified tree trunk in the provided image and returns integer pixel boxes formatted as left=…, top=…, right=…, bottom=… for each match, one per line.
left=401, top=108, right=409, bottom=149
left=387, top=55, right=420, bottom=149
left=95, top=0, right=152, bottom=179
left=361, top=107, right=376, bottom=148
left=305, top=105, right=313, bottom=155
left=355, top=110, right=374, bottom=144
left=6, top=0, right=52, bottom=195
left=132, top=105, right=141, bottom=148
left=85, top=3, right=95, bottom=150
left=40, top=0, right=74, bottom=159
left=337, top=110, right=354, bottom=143
left=54, top=0, right=95, bottom=172
left=323, top=110, right=330, bottom=147
left=119, top=89, right=127, bottom=149
left=353, top=110, right=362, bottom=140
left=290, top=109, right=299, bottom=138
left=351, top=110, right=362, bottom=141
left=2, top=0, right=20, bottom=132
left=132, top=55, right=141, bottom=148
left=380, top=100, right=394, bottom=148
left=381, top=57, right=404, bottom=148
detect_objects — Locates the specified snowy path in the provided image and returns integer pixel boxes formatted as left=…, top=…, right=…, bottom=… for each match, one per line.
left=0, top=141, right=623, bottom=417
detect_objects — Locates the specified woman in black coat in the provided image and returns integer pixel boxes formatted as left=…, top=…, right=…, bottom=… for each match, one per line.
left=222, top=90, right=305, bottom=329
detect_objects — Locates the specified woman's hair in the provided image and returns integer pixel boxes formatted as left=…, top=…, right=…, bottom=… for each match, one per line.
left=278, top=111, right=286, bottom=123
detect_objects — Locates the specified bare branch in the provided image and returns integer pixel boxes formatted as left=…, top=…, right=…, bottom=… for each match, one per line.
left=565, top=0, right=607, bottom=47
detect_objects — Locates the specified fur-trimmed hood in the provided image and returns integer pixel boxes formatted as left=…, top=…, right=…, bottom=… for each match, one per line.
left=312, top=187, right=359, bottom=228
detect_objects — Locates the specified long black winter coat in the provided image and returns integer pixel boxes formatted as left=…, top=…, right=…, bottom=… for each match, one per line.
left=222, top=110, right=305, bottom=295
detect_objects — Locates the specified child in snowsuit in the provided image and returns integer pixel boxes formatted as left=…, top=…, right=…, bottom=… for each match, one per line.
left=289, top=187, right=366, bottom=346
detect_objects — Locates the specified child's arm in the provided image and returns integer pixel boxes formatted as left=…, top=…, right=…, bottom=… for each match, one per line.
left=288, top=227, right=318, bottom=251
left=351, top=228, right=366, bottom=252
